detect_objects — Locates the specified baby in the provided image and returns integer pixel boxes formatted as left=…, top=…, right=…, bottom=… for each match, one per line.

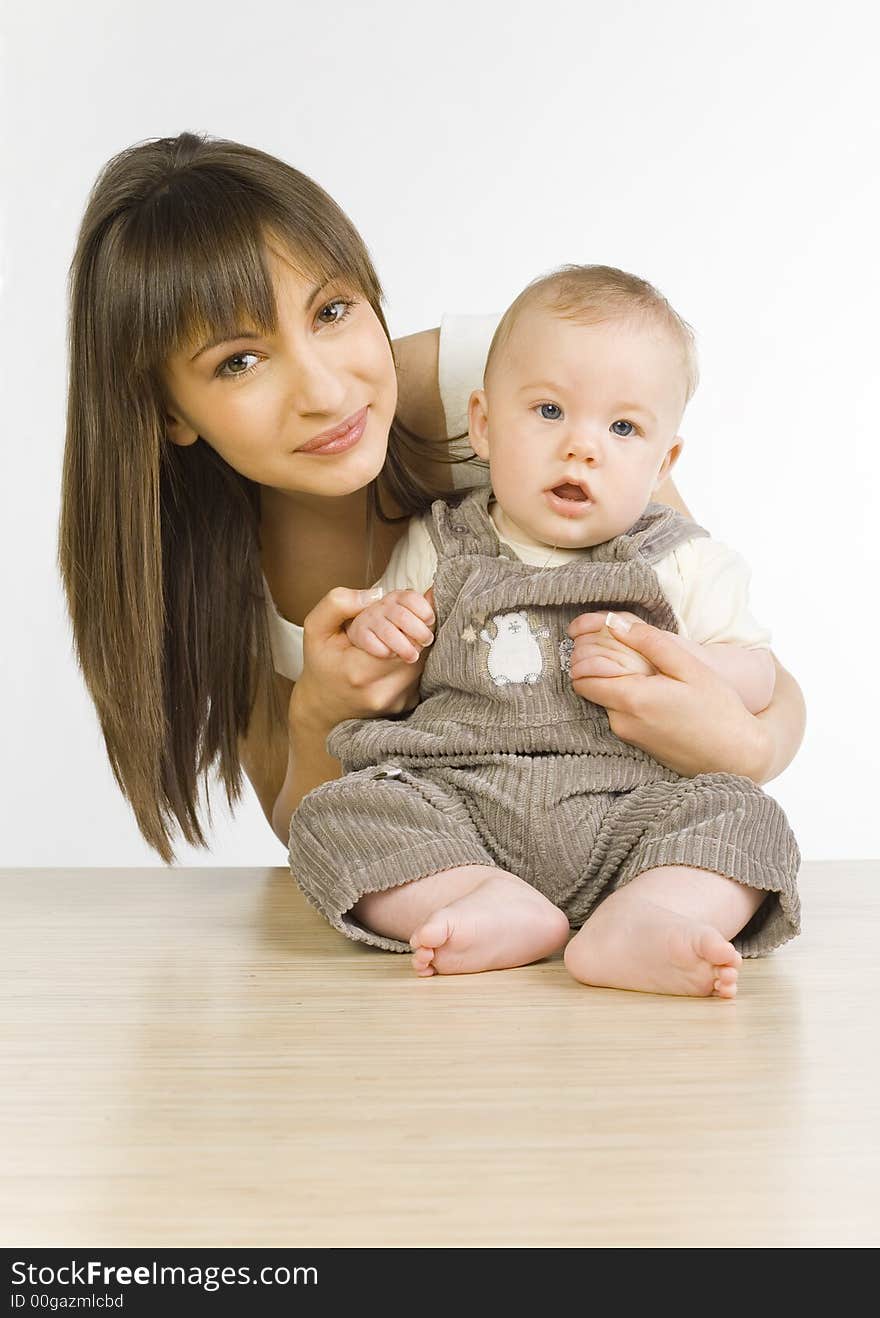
left=289, top=264, right=801, bottom=998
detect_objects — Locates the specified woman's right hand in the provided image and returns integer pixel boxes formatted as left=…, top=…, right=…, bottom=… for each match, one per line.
left=292, top=586, right=429, bottom=733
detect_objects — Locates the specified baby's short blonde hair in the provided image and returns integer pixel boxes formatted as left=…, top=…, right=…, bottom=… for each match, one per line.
left=485, top=264, right=699, bottom=403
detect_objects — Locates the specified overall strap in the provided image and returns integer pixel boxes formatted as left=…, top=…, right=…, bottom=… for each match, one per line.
left=626, top=502, right=710, bottom=563
left=423, top=487, right=509, bottom=563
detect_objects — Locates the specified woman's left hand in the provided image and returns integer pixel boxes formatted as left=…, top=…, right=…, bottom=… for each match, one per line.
left=567, top=611, right=769, bottom=781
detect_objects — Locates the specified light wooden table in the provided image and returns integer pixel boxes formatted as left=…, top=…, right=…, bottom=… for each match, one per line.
left=1, top=862, right=877, bottom=1247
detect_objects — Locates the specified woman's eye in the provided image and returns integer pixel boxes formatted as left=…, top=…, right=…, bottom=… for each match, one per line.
left=538, top=402, right=563, bottom=420
left=611, top=419, right=635, bottom=436
left=217, top=351, right=260, bottom=379
left=316, top=298, right=354, bottom=326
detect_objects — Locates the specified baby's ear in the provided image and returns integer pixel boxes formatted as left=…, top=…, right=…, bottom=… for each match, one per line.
left=655, top=435, right=684, bottom=488
left=467, top=389, right=490, bottom=460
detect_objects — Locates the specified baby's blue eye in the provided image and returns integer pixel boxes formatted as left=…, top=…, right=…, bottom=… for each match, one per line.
left=538, top=403, right=563, bottom=420
left=611, top=420, right=635, bottom=436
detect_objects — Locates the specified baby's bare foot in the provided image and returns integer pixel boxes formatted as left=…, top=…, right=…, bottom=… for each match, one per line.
left=564, top=889, right=742, bottom=998
left=410, top=874, right=570, bottom=976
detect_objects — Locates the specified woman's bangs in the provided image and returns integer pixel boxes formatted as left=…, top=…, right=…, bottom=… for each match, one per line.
left=134, top=204, right=279, bottom=369
left=266, top=213, right=379, bottom=307
left=108, top=165, right=382, bottom=373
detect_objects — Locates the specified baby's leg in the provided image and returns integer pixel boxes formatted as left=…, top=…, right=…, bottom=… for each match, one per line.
left=354, top=865, right=570, bottom=977
left=564, top=865, right=763, bottom=998
left=560, top=772, right=800, bottom=999
left=292, top=765, right=563, bottom=968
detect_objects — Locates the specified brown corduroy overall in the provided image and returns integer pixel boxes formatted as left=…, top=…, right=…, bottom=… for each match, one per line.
left=289, top=487, right=801, bottom=955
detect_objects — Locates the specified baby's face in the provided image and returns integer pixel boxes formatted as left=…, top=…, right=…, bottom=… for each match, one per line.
left=468, top=308, right=687, bottom=550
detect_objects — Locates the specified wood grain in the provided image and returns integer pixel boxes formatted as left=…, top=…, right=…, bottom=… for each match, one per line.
left=1, top=861, right=877, bottom=1247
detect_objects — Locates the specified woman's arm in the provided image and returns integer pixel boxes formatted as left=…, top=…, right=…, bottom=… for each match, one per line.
left=751, top=655, right=806, bottom=782
left=270, top=691, right=344, bottom=843
left=666, top=638, right=776, bottom=715
left=238, top=666, right=294, bottom=830
left=239, top=660, right=347, bottom=848
left=592, top=610, right=777, bottom=716
left=241, top=679, right=347, bottom=847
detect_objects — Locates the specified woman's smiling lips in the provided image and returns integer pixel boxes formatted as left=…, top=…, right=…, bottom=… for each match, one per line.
left=298, top=405, right=369, bottom=455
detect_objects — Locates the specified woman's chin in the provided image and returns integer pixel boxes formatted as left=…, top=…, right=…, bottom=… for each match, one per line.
left=284, top=447, right=387, bottom=501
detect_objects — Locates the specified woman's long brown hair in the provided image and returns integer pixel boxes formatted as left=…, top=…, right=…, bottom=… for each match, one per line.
left=59, top=133, right=476, bottom=861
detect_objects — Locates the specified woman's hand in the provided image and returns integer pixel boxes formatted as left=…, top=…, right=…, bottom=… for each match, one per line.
left=294, top=586, right=429, bottom=734
left=567, top=611, right=770, bottom=781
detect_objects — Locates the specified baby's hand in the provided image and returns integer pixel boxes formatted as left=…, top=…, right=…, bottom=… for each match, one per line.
left=569, top=611, right=659, bottom=679
left=345, top=589, right=435, bottom=664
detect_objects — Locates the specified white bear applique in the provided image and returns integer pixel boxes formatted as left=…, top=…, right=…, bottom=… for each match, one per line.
left=479, top=611, right=550, bottom=686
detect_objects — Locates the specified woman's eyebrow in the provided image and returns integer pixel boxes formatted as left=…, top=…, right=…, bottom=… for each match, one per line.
left=304, top=280, right=327, bottom=309
left=190, top=329, right=263, bottom=362
left=189, top=282, right=328, bottom=361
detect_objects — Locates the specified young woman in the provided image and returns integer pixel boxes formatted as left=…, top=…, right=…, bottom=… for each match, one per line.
left=59, top=132, right=805, bottom=863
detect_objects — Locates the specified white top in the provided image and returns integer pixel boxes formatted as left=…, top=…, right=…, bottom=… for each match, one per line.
left=264, top=314, right=500, bottom=682
left=374, top=500, right=772, bottom=650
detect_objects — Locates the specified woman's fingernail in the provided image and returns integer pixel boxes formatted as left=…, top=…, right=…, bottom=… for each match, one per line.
left=606, top=611, right=631, bottom=632
left=363, top=585, right=384, bottom=602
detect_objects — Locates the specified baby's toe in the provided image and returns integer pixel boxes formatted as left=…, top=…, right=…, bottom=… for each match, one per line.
left=411, top=944, right=434, bottom=970
left=696, top=927, right=740, bottom=969
left=414, top=913, right=453, bottom=952
left=713, top=965, right=739, bottom=998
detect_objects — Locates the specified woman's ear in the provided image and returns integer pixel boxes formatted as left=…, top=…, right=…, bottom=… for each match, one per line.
left=654, top=435, right=684, bottom=489
left=467, top=389, right=490, bottom=460
left=165, top=410, right=199, bottom=447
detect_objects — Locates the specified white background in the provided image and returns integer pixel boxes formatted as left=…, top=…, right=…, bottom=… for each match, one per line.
left=1, top=0, right=877, bottom=864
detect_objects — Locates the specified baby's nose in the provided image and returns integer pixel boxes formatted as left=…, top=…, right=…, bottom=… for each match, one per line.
left=562, top=427, right=602, bottom=462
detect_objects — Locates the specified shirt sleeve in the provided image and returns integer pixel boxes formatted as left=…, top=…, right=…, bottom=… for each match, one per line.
left=653, top=537, right=773, bottom=650
left=438, top=312, right=500, bottom=435
left=262, top=576, right=305, bottom=681
left=372, top=514, right=438, bottom=596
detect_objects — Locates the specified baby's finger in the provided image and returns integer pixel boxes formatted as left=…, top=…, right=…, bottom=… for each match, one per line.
left=355, top=629, right=394, bottom=660
left=394, top=590, right=435, bottom=626
left=400, top=611, right=435, bottom=648
left=571, top=652, right=633, bottom=679
left=384, top=600, right=435, bottom=648
left=369, top=617, right=424, bottom=664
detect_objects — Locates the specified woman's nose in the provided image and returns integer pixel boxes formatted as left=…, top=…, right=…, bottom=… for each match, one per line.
left=290, top=346, right=347, bottom=417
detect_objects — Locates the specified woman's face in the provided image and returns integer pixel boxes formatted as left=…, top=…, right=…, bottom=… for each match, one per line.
left=163, top=247, right=398, bottom=502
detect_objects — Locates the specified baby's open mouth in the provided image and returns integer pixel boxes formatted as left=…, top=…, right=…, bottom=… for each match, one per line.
left=551, top=483, right=589, bottom=502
